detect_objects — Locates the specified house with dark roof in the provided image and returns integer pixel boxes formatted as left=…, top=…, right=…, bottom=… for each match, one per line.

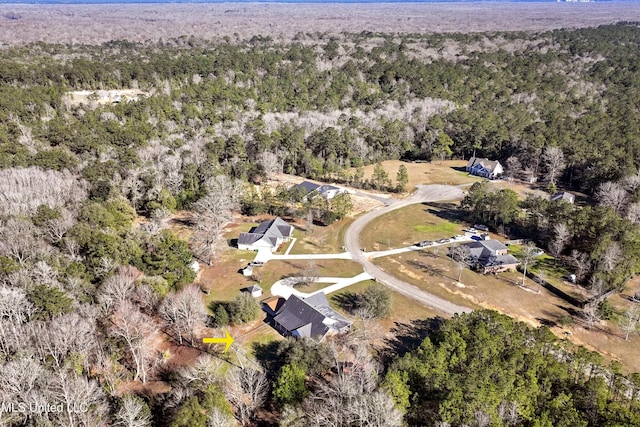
left=466, top=157, right=504, bottom=179
left=237, top=217, right=294, bottom=252
left=550, top=191, right=575, bottom=204
left=453, top=239, right=520, bottom=273
left=293, top=181, right=346, bottom=201
left=270, top=293, right=352, bottom=340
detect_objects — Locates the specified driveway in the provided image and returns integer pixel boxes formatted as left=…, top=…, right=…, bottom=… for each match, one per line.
left=270, top=272, right=374, bottom=299
left=344, top=184, right=472, bottom=315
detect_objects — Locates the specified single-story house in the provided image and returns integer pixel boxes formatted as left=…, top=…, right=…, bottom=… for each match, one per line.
left=293, top=181, right=347, bottom=201
left=453, top=239, right=520, bottom=274
left=241, top=284, right=263, bottom=298
left=466, top=157, right=504, bottom=179
left=238, top=217, right=294, bottom=252
left=550, top=191, right=575, bottom=204
left=270, top=293, right=352, bottom=340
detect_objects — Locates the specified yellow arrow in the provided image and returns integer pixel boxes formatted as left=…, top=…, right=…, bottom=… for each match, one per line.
left=202, top=329, right=234, bottom=353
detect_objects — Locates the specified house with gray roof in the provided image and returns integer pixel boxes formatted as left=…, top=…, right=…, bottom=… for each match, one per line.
left=466, top=157, right=504, bottom=179
left=237, top=217, right=293, bottom=252
left=550, top=191, right=575, bottom=204
left=453, top=239, right=520, bottom=273
left=270, top=293, right=351, bottom=340
left=293, top=180, right=346, bottom=201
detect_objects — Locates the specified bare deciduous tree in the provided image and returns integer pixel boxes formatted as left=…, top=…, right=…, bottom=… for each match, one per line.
left=583, top=302, right=602, bottom=329
left=225, top=367, right=268, bottom=425
left=599, top=241, right=622, bottom=273
left=0, top=286, right=33, bottom=356
left=114, top=395, right=151, bottom=427
left=626, top=202, right=640, bottom=225
left=450, top=244, right=471, bottom=282
left=258, top=151, right=281, bottom=180
left=596, top=181, right=629, bottom=215
left=48, top=369, right=109, bottom=427
left=619, top=306, right=639, bottom=341
left=110, top=301, right=159, bottom=383
left=518, top=243, right=538, bottom=286
left=160, top=284, right=207, bottom=345
left=570, top=250, right=591, bottom=283
left=97, top=266, right=138, bottom=314
left=505, top=156, right=522, bottom=179
left=548, top=222, right=571, bottom=260
left=44, top=208, right=76, bottom=244
left=0, top=167, right=88, bottom=216
left=30, top=312, right=96, bottom=369
left=541, top=146, right=566, bottom=184
left=0, top=218, right=43, bottom=267
left=192, top=175, right=242, bottom=265
left=208, top=408, right=236, bottom=427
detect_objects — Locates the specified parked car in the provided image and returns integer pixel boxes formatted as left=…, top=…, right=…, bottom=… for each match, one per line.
left=463, top=227, right=478, bottom=234
left=474, top=224, right=489, bottom=231
left=436, top=238, right=450, bottom=244
left=249, top=261, right=265, bottom=266
left=451, top=235, right=466, bottom=241
left=416, top=240, right=433, bottom=247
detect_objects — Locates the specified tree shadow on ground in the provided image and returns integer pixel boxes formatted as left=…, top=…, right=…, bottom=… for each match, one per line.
left=332, top=291, right=359, bottom=314
left=423, top=202, right=466, bottom=223
left=377, top=317, right=444, bottom=365
left=407, top=259, right=449, bottom=279
left=252, top=340, right=282, bottom=377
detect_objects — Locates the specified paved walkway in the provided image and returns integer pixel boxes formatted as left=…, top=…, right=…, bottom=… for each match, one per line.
left=249, top=184, right=473, bottom=314
left=270, top=273, right=374, bottom=299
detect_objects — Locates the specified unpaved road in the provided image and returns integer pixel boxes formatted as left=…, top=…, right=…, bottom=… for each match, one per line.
left=344, top=184, right=472, bottom=315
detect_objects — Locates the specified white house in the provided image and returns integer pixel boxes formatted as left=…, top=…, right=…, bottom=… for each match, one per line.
left=466, top=157, right=504, bottom=179
left=293, top=181, right=347, bottom=201
left=238, top=217, right=294, bottom=252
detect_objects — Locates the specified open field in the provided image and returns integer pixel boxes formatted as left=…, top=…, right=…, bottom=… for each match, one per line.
left=289, top=217, right=353, bottom=254
left=1, top=2, right=640, bottom=45
left=359, top=202, right=467, bottom=250
left=354, top=160, right=481, bottom=193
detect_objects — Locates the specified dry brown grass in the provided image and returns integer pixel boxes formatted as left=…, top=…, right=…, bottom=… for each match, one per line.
left=354, top=160, right=481, bottom=192
left=375, top=250, right=640, bottom=373
left=1, top=3, right=639, bottom=45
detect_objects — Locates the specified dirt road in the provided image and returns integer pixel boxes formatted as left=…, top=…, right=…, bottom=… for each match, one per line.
left=344, top=184, right=472, bottom=315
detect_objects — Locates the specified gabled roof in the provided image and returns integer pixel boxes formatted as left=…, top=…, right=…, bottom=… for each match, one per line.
left=551, top=191, right=575, bottom=203
left=467, top=157, right=502, bottom=174
left=273, top=294, right=351, bottom=339
left=462, top=240, right=509, bottom=260
left=294, top=181, right=321, bottom=194
left=238, top=217, right=293, bottom=247
left=242, top=284, right=263, bottom=293
left=484, top=254, right=520, bottom=268
left=262, top=296, right=285, bottom=313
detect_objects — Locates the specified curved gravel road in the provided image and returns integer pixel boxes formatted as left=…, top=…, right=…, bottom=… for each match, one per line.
left=344, top=184, right=473, bottom=315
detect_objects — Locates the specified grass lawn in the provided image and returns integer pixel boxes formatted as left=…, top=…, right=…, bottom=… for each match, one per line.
left=360, top=203, right=466, bottom=250
left=508, top=245, right=588, bottom=303
left=351, top=159, right=481, bottom=192
left=289, top=217, right=354, bottom=254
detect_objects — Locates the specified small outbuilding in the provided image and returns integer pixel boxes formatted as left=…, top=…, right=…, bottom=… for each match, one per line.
left=550, top=191, right=575, bottom=204
left=241, top=284, right=263, bottom=298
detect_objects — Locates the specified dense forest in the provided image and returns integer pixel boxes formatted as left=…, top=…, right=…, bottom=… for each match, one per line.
left=1, top=23, right=640, bottom=426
